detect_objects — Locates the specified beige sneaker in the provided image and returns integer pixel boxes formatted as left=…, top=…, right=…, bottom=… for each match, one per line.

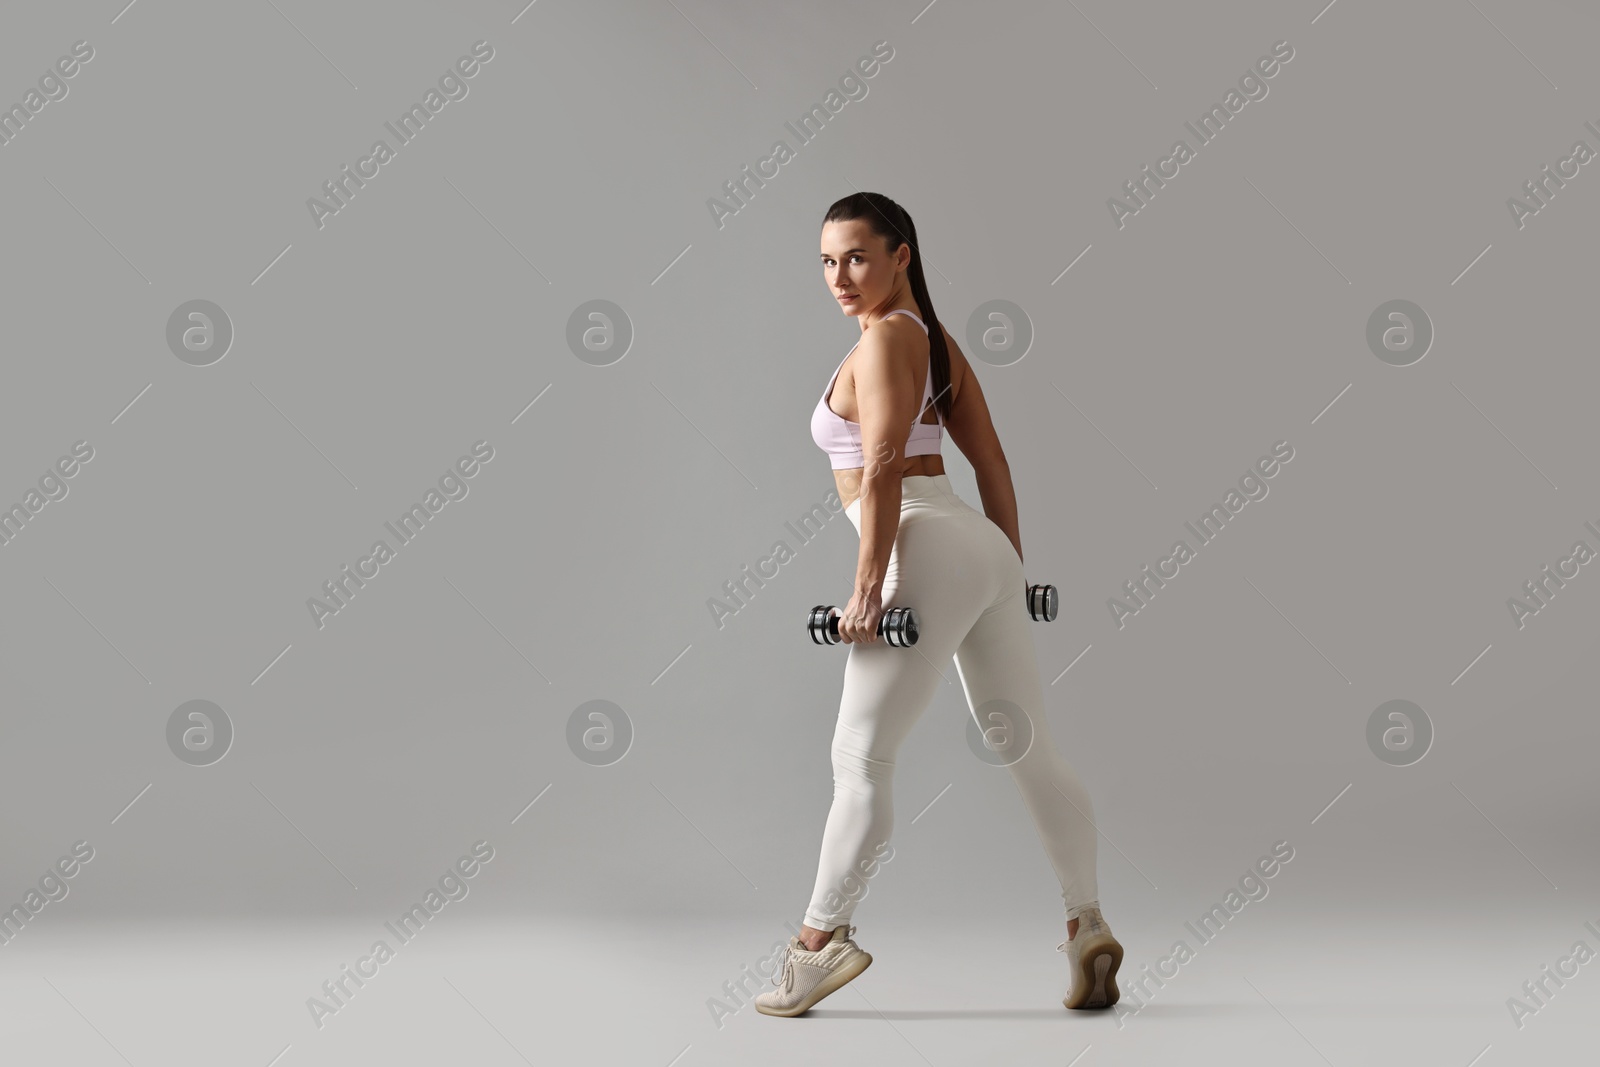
left=753, top=924, right=873, bottom=1017
left=1057, top=905, right=1122, bottom=1010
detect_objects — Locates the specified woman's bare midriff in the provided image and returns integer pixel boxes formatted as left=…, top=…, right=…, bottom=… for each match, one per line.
left=834, top=453, right=946, bottom=513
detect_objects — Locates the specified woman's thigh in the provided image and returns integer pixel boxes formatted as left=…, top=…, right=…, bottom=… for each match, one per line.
left=832, top=514, right=1003, bottom=762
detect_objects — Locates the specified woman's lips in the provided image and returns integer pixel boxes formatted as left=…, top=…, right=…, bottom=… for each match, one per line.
left=839, top=294, right=858, bottom=303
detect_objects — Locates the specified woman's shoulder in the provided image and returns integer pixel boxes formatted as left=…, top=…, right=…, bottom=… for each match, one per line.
left=853, top=310, right=927, bottom=363
left=857, top=312, right=965, bottom=394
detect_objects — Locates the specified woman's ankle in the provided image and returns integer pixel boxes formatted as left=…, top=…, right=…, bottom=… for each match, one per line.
left=799, top=923, right=834, bottom=950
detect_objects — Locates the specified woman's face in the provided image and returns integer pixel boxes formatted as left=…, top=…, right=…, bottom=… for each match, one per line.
left=820, top=219, right=904, bottom=318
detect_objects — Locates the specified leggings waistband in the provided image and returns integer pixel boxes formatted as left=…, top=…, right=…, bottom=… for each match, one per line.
left=844, top=474, right=970, bottom=528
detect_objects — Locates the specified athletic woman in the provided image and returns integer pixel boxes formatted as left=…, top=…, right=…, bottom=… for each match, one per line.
left=754, top=192, right=1123, bottom=1017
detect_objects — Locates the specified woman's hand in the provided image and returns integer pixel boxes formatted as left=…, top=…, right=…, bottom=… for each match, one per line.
left=838, top=586, right=885, bottom=644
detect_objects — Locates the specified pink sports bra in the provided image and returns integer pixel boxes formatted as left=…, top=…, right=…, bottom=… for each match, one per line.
left=810, top=309, right=944, bottom=470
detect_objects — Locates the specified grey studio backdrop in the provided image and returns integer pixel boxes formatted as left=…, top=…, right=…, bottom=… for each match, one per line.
left=2, top=0, right=1599, bottom=1058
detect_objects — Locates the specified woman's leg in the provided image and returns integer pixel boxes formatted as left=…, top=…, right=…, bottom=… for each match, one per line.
left=801, top=517, right=992, bottom=937
left=952, top=523, right=1101, bottom=923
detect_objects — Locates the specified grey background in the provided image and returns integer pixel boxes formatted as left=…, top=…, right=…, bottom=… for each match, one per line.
left=1, top=1, right=1597, bottom=1064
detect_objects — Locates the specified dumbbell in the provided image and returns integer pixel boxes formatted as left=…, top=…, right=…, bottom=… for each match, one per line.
left=1027, top=583, right=1058, bottom=622
left=807, top=604, right=919, bottom=647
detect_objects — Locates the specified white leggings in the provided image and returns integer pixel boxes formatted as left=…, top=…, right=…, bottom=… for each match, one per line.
left=802, top=475, right=1101, bottom=931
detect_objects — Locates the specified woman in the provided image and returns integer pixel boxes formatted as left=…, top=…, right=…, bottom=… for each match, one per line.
left=754, top=192, right=1122, bottom=1018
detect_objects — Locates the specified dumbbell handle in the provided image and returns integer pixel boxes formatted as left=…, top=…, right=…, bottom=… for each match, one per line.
left=826, top=611, right=889, bottom=642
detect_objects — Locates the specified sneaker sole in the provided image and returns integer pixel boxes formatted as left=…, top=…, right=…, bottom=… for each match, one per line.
left=753, top=951, right=873, bottom=1017
left=1062, top=935, right=1122, bottom=1010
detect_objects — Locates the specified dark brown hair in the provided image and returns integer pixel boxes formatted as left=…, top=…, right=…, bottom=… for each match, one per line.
left=822, top=192, right=951, bottom=422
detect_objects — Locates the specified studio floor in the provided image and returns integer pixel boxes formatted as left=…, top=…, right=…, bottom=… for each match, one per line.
left=1, top=909, right=1591, bottom=1066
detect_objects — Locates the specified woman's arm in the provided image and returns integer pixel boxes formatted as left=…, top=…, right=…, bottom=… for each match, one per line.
left=937, top=325, right=1024, bottom=562
left=850, top=328, right=920, bottom=597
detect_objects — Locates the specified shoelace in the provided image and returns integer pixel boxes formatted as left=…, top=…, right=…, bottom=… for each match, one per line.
left=774, top=953, right=794, bottom=995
